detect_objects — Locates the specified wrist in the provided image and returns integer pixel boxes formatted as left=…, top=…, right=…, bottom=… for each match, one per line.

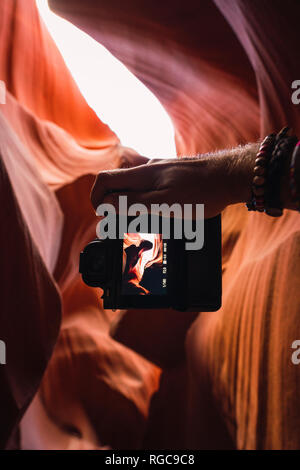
left=226, top=143, right=259, bottom=206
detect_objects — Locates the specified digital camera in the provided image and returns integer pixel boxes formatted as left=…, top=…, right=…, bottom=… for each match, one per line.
left=79, top=214, right=222, bottom=312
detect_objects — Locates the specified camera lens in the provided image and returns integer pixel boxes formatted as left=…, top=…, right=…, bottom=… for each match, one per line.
left=80, top=239, right=109, bottom=288
left=89, top=252, right=105, bottom=273
left=87, top=241, right=107, bottom=282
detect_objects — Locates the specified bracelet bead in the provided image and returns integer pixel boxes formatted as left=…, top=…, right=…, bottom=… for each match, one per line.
left=253, top=176, right=265, bottom=186
left=255, top=157, right=267, bottom=167
left=253, top=186, right=265, bottom=196
left=265, top=207, right=283, bottom=217
left=253, top=166, right=265, bottom=176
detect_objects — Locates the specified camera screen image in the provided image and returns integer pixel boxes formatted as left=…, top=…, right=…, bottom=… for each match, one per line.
left=122, top=233, right=167, bottom=295
left=80, top=215, right=221, bottom=311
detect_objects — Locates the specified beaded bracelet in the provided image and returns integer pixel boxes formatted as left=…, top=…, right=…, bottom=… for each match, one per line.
left=290, top=141, right=300, bottom=212
left=265, top=131, right=298, bottom=217
left=246, top=134, right=276, bottom=212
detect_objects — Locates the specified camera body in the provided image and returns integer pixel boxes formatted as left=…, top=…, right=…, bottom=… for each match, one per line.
left=79, top=215, right=221, bottom=312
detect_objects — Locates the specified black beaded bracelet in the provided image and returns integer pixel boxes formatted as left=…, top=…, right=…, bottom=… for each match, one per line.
left=290, top=141, right=300, bottom=212
left=265, top=129, right=298, bottom=217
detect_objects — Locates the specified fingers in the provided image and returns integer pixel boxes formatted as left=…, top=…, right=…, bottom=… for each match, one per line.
left=119, top=150, right=149, bottom=168
left=125, top=155, right=149, bottom=167
left=147, top=158, right=165, bottom=164
left=91, top=164, right=156, bottom=210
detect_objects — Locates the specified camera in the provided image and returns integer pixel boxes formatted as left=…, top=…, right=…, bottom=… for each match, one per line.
left=79, top=214, right=221, bottom=312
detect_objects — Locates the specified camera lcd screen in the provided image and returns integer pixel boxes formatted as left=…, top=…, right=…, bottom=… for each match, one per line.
left=122, top=233, right=167, bottom=295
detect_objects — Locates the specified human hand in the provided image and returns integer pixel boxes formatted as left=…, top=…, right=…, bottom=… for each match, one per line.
left=91, top=145, right=258, bottom=218
left=117, top=146, right=149, bottom=168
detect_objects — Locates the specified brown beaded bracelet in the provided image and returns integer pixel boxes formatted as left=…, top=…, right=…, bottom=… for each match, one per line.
left=246, top=134, right=276, bottom=212
left=290, top=141, right=300, bottom=212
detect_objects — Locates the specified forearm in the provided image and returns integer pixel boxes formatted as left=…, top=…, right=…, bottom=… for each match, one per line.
left=202, top=139, right=299, bottom=212
left=91, top=134, right=299, bottom=220
left=210, top=143, right=259, bottom=206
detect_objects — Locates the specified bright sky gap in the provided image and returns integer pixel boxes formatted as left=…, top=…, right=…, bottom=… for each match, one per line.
left=36, top=0, right=177, bottom=159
